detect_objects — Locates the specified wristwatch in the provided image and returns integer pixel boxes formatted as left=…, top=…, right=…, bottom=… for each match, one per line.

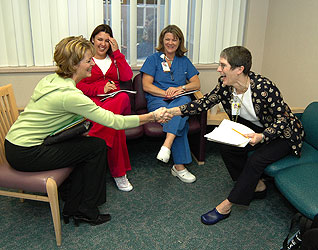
left=182, top=85, right=186, bottom=91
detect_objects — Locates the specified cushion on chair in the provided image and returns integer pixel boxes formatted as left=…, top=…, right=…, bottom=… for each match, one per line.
left=125, top=126, right=144, bottom=140
left=275, top=163, right=318, bottom=220
left=301, top=102, right=318, bottom=150
left=119, top=80, right=135, bottom=114
left=265, top=142, right=318, bottom=176
left=265, top=102, right=318, bottom=177
left=133, top=74, right=148, bottom=114
left=0, top=162, right=73, bottom=193
left=144, top=122, right=165, bottom=137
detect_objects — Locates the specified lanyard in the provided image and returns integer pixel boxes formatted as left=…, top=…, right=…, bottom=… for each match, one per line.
left=231, top=92, right=245, bottom=123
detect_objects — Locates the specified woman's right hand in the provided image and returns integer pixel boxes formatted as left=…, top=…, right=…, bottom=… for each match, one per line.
left=153, top=107, right=173, bottom=123
left=104, top=81, right=117, bottom=93
left=165, top=87, right=184, bottom=98
left=108, top=37, right=119, bottom=52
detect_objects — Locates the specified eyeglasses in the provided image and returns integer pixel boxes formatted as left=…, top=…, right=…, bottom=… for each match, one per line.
left=218, top=63, right=228, bottom=70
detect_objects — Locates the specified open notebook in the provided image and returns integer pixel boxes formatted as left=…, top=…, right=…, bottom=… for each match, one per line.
left=97, top=90, right=137, bottom=101
left=204, top=119, right=255, bottom=147
left=163, top=90, right=198, bottom=101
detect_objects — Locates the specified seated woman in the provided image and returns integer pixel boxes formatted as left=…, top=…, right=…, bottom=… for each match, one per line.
left=77, top=24, right=134, bottom=192
left=168, top=46, right=304, bottom=224
left=4, top=36, right=171, bottom=227
left=140, top=25, right=200, bottom=183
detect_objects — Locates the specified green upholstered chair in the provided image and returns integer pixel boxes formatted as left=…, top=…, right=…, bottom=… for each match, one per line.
left=264, top=102, right=318, bottom=219
left=275, top=163, right=318, bottom=220
left=264, top=102, right=318, bottom=176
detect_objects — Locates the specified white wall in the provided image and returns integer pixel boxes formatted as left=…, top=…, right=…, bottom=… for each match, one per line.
left=261, top=0, right=318, bottom=107
left=244, top=0, right=269, bottom=73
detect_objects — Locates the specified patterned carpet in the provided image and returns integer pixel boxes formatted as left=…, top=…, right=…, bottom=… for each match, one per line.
left=0, top=136, right=295, bottom=250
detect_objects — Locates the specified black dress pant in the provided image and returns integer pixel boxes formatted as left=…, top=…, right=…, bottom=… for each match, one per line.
left=5, top=136, right=107, bottom=219
left=220, top=117, right=292, bottom=206
left=300, top=228, right=318, bottom=250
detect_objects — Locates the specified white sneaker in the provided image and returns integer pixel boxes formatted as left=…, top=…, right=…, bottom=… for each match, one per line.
left=114, top=175, right=133, bottom=192
left=156, top=146, right=171, bottom=163
left=171, top=165, right=196, bottom=183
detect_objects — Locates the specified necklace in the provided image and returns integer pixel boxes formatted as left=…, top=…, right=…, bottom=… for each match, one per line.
left=165, top=55, right=174, bottom=62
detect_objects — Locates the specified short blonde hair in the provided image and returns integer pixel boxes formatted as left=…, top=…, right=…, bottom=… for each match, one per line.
left=54, top=36, right=95, bottom=78
left=156, top=25, right=187, bottom=57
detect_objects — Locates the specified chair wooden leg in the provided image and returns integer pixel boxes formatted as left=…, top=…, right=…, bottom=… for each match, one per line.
left=18, top=190, right=25, bottom=202
left=46, top=178, right=62, bottom=246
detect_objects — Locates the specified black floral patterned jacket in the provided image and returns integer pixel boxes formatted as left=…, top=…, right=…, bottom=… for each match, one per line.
left=180, top=71, right=304, bottom=156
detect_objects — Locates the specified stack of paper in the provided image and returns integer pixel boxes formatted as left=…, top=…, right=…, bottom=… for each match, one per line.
left=204, top=119, right=255, bottom=147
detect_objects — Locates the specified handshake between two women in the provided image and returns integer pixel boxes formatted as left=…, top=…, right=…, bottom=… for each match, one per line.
left=150, top=106, right=181, bottom=124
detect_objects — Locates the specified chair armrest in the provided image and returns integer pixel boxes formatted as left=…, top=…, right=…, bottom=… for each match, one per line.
left=119, top=80, right=133, bottom=90
left=291, top=107, right=305, bottom=114
left=193, top=90, right=204, bottom=99
left=188, top=90, right=207, bottom=164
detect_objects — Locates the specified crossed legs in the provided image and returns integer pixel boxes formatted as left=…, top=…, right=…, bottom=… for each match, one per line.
left=148, top=96, right=195, bottom=183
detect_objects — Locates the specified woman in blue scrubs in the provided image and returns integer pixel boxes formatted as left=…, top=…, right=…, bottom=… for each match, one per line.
left=140, top=25, right=200, bottom=183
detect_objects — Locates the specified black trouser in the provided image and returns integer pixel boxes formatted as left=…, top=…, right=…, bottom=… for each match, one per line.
left=300, top=228, right=318, bottom=250
left=5, top=136, right=107, bottom=219
left=220, top=117, right=292, bottom=206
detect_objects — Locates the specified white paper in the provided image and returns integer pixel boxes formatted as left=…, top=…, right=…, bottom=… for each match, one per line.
left=97, top=90, right=137, bottom=101
left=204, top=119, right=255, bottom=147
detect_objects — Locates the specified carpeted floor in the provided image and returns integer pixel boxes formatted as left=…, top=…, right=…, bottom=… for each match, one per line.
left=0, top=136, right=295, bottom=250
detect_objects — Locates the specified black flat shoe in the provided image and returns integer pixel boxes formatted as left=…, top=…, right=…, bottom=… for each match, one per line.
left=62, top=212, right=73, bottom=224
left=73, top=213, right=111, bottom=226
left=253, top=189, right=267, bottom=200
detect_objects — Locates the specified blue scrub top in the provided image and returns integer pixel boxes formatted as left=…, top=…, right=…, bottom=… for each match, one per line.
left=140, top=52, right=199, bottom=94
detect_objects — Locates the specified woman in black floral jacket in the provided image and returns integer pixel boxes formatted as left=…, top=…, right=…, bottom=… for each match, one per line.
left=168, top=46, right=304, bottom=225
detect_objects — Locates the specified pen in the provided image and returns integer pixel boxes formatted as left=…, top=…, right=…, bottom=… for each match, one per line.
left=232, top=128, right=249, bottom=138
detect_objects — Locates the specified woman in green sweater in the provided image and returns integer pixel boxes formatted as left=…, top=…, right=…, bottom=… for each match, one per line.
left=4, top=36, right=170, bottom=226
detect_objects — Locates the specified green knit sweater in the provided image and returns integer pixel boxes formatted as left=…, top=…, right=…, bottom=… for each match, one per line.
left=6, top=73, right=139, bottom=147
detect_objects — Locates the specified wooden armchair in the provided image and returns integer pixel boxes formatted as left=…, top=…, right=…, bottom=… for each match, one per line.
left=0, top=84, right=73, bottom=246
left=125, top=74, right=207, bottom=165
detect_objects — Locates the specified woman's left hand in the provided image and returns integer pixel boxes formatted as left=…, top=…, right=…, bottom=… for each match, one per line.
left=108, top=37, right=119, bottom=52
left=165, top=87, right=184, bottom=98
left=246, top=133, right=264, bottom=146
